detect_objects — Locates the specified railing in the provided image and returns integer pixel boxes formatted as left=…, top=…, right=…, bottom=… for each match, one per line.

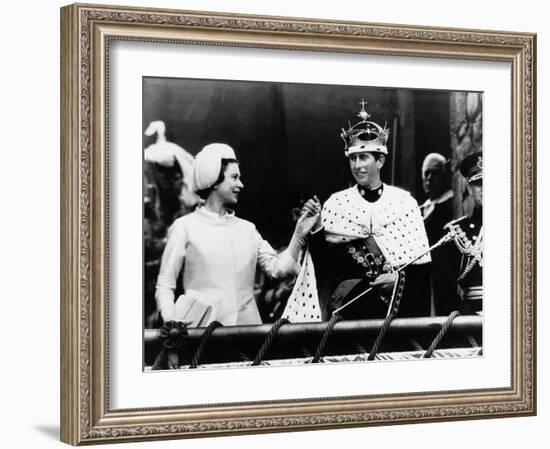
left=144, top=315, right=482, bottom=368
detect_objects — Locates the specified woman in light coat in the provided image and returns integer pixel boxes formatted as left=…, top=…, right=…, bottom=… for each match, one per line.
left=155, top=143, right=320, bottom=326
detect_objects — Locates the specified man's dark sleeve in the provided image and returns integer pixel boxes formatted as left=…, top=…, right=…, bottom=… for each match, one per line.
left=308, top=230, right=358, bottom=277
left=307, top=230, right=330, bottom=276
left=307, top=230, right=353, bottom=319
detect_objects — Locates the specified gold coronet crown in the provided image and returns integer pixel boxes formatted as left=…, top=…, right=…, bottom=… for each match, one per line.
left=340, top=99, right=390, bottom=156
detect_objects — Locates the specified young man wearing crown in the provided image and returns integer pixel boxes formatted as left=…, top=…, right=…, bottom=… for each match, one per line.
left=297, top=100, right=432, bottom=320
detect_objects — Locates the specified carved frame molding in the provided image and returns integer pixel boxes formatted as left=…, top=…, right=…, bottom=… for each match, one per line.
left=60, top=3, right=536, bottom=445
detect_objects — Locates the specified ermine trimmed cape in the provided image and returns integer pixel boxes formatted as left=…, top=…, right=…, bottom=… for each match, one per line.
left=283, top=184, right=430, bottom=323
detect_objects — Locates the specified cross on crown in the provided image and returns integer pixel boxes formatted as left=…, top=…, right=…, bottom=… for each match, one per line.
left=340, top=98, right=390, bottom=155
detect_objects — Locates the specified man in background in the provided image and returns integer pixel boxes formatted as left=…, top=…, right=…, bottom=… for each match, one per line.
left=453, top=151, right=483, bottom=314
left=419, top=153, right=460, bottom=315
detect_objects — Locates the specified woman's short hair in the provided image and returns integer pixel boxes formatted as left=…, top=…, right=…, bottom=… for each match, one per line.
left=195, top=158, right=238, bottom=200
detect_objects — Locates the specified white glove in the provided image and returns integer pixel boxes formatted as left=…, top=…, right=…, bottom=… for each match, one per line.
left=287, top=196, right=322, bottom=260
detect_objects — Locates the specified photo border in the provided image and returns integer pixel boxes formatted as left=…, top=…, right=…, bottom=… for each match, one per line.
left=60, top=3, right=536, bottom=444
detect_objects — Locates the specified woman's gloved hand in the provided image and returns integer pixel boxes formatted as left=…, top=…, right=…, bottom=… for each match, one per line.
left=295, top=195, right=322, bottom=239
left=287, top=196, right=322, bottom=261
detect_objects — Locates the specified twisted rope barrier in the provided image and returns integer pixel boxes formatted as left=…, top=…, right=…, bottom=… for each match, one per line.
left=252, top=318, right=290, bottom=366
left=311, top=314, right=342, bottom=363
left=423, top=311, right=461, bottom=358
left=189, top=321, right=223, bottom=369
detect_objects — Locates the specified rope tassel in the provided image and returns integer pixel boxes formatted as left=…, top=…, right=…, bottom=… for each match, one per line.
left=368, top=270, right=406, bottom=360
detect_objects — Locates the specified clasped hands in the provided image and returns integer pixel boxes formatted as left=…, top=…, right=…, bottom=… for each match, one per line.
left=294, top=195, right=323, bottom=239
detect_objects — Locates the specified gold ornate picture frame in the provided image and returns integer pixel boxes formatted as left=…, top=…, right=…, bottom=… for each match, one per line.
left=60, top=2, right=536, bottom=445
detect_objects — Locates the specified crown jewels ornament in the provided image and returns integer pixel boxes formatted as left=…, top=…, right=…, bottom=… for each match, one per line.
left=340, top=99, right=390, bottom=156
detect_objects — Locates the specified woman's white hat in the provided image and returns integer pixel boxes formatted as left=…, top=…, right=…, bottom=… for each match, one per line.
left=192, top=143, right=236, bottom=191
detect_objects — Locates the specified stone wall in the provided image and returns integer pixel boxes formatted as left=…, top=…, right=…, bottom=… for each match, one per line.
left=450, top=92, right=483, bottom=217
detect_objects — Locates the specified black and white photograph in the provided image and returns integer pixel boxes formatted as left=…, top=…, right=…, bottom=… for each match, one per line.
left=143, top=77, right=484, bottom=370
left=52, top=1, right=538, bottom=446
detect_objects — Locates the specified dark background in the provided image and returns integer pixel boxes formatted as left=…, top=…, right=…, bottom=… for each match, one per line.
left=143, top=77, right=454, bottom=247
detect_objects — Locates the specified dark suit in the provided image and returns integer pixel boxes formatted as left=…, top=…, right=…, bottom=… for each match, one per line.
left=309, top=228, right=431, bottom=321
left=421, top=194, right=461, bottom=315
